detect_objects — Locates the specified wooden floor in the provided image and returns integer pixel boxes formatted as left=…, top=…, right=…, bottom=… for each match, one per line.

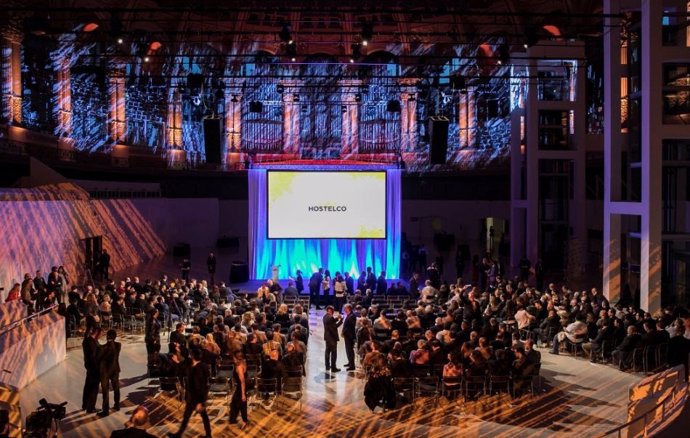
left=17, top=253, right=642, bottom=438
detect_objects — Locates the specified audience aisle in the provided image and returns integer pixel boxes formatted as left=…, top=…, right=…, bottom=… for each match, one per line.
left=19, top=308, right=640, bottom=438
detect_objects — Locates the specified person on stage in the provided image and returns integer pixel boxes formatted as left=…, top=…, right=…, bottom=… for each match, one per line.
left=323, top=305, right=343, bottom=375
left=322, top=270, right=332, bottom=307
left=344, top=272, right=354, bottom=295
left=206, top=252, right=216, bottom=286
left=98, top=329, right=121, bottom=417
left=82, top=327, right=101, bottom=413
left=333, top=272, right=347, bottom=311
left=341, top=304, right=357, bottom=371
left=168, top=348, right=212, bottom=438
left=365, top=267, right=376, bottom=292
left=295, top=270, right=304, bottom=295
left=308, top=268, right=323, bottom=310
left=376, top=271, right=387, bottom=296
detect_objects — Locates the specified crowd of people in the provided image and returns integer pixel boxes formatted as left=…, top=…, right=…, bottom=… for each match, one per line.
left=4, top=252, right=690, bottom=437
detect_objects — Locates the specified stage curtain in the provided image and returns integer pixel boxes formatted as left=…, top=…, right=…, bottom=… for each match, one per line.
left=248, top=168, right=401, bottom=281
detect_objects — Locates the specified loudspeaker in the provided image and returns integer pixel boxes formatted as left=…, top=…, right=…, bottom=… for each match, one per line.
left=203, top=118, right=222, bottom=165
left=173, top=243, right=191, bottom=257
left=229, top=261, right=249, bottom=283
left=249, top=101, right=263, bottom=113
left=429, top=116, right=449, bottom=164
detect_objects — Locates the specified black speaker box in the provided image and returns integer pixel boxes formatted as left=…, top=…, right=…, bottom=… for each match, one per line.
left=249, top=101, right=263, bottom=113
left=173, top=243, right=191, bottom=257
left=203, top=118, right=222, bottom=165
left=229, top=261, right=249, bottom=283
left=429, top=116, right=449, bottom=165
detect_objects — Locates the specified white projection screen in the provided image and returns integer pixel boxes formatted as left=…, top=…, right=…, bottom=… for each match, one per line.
left=267, top=171, right=387, bottom=239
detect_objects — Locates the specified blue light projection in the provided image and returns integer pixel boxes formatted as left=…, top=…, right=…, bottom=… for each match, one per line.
left=248, top=167, right=401, bottom=281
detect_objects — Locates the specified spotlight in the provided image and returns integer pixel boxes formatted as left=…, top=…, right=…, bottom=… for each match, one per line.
left=350, top=58, right=354, bottom=63
left=192, top=95, right=202, bottom=106
left=117, top=37, right=123, bottom=45
left=291, top=57, right=296, bottom=62
left=83, top=22, right=99, bottom=33
left=143, top=56, right=150, bottom=63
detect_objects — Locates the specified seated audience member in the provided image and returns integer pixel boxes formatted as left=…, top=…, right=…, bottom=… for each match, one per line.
left=549, top=315, right=588, bottom=354
left=110, top=405, right=156, bottom=438
left=409, top=340, right=430, bottom=366
left=611, top=325, right=642, bottom=370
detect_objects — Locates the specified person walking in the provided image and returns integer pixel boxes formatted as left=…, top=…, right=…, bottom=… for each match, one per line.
left=228, top=351, right=249, bottom=430
left=168, top=348, right=212, bottom=438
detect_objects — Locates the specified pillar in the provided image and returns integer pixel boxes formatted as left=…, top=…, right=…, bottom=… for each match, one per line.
left=399, top=78, right=418, bottom=152
left=108, top=62, right=126, bottom=144
left=339, top=79, right=360, bottom=155
left=1, top=34, right=22, bottom=124
left=282, top=80, right=301, bottom=154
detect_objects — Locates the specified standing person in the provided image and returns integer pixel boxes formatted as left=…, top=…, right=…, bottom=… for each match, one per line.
left=322, top=270, right=332, bottom=307
left=168, top=348, right=212, bottom=438
left=295, top=270, right=304, bottom=295
left=308, top=268, right=323, bottom=310
left=100, top=250, right=111, bottom=281
left=47, top=267, right=64, bottom=304
left=376, top=271, right=387, bottom=296
left=344, top=272, right=354, bottom=295
left=145, top=309, right=161, bottom=369
left=228, top=351, right=249, bottom=430
left=341, top=304, right=356, bottom=371
left=271, top=264, right=281, bottom=283
left=98, top=329, right=121, bottom=417
left=206, top=252, right=217, bottom=286
left=333, top=272, right=347, bottom=311
left=365, top=267, right=376, bottom=293
left=323, top=306, right=343, bottom=374
left=408, top=272, right=420, bottom=300
left=33, top=270, right=47, bottom=311
left=180, top=258, right=191, bottom=283
left=20, top=273, right=34, bottom=309
left=82, top=327, right=102, bottom=413
left=534, top=259, right=545, bottom=291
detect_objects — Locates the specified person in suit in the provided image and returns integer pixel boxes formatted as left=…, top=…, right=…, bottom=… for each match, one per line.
left=100, top=250, right=111, bottom=281
left=98, top=329, right=121, bottom=417
left=323, top=306, right=343, bottom=374
left=110, top=405, right=156, bottom=438
left=365, top=267, right=376, bottom=292
left=168, top=348, right=212, bottom=438
left=295, top=270, right=304, bottom=295
left=33, top=270, right=47, bottom=310
left=309, top=268, right=323, bottom=309
left=408, top=272, right=420, bottom=299
left=376, top=271, right=387, bottom=296
left=612, top=325, right=642, bottom=370
left=206, top=252, right=217, bottom=286
left=342, top=304, right=357, bottom=371
left=82, top=327, right=102, bottom=413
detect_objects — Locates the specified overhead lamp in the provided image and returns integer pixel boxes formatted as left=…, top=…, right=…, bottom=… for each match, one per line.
left=83, top=22, right=99, bottom=33
left=117, top=37, right=124, bottom=45
left=143, top=56, right=150, bottom=63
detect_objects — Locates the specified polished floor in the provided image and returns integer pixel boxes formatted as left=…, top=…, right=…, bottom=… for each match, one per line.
left=17, top=252, right=642, bottom=437
left=19, top=311, right=641, bottom=438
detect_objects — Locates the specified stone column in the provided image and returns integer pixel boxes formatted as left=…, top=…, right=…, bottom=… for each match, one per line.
left=107, top=62, right=127, bottom=145
left=1, top=33, right=22, bottom=124
left=399, top=78, right=418, bottom=152
left=339, top=79, right=360, bottom=155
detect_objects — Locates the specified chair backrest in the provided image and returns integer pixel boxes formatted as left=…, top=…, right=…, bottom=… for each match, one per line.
left=209, top=377, right=229, bottom=392
left=392, top=377, right=415, bottom=389
left=160, top=376, right=179, bottom=391
left=257, top=377, right=278, bottom=393
left=442, top=376, right=463, bottom=387
left=282, top=376, right=303, bottom=393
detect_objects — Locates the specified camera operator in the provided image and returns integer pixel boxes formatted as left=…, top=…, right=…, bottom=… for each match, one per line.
left=82, top=327, right=101, bottom=413
left=98, top=329, right=121, bottom=417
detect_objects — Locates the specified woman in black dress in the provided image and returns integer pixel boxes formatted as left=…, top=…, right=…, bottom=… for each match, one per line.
left=229, top=351, right=249, bottom=429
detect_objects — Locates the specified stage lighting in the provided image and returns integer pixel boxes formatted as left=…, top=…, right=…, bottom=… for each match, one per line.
left=143, top=56, right=150, bottom=63
left=83, top=22, right=99, bottom=32
left=192, top=95, right=202, bottom=106
left=117, top=38, right=124, bottom=45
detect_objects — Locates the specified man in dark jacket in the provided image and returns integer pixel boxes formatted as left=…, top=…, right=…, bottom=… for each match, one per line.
left=612, top=325, right=642, bottom=370
left=168, top=348, right=211, bottom=438
left=323, top=306, right=343, bottom=374
left=110, top=405, right=156, bottom=438
left=82, top=327, right=102, bottom=413
left=309, top=268, right=323, bottom=310
left=376, top=272, right=387, bottom=296
left=341, top=304, right=357, bottom=371
left=98, top=329, right=122, bottom=416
